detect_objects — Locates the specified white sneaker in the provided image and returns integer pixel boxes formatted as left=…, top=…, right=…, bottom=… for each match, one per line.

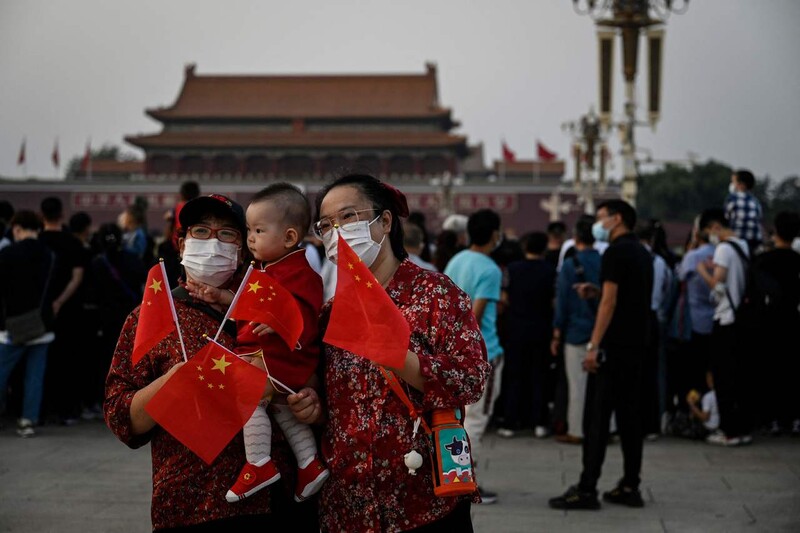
left=534, top=426, right=549, bottom=438
left=496, top=428, right=515, bottom=438
left=16, top=418, right=35, bottom=438
left=706, top=431, right=726, bottom=445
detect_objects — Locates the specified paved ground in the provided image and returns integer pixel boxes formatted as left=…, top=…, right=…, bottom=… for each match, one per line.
left=1, top=419, right=798, bottom=532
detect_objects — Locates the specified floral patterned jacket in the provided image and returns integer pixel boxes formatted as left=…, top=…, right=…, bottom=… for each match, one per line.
left=319, top=260, right=490, bottom=532
left=104, top=299, right=292, bottom=530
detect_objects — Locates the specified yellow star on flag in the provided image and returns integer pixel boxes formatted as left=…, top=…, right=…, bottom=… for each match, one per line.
left=149, top=278, right=163, bottom=294
left=354, top=275, right=361, bottom=282
left=248, top=281, right=263, bottom=294
left=366, top=281, right=373, bottom=289
left=207, top=383, right=214, bottom=389
left=348, top=263, right=354, bottom=270
left=198, top=374, right=205, bottom=381
left=211, top=355, right=232, bottom=375
left=218, top=384, right=225, bottom=390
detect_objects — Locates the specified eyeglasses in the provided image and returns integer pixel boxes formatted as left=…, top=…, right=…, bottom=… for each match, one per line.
left=313, top=208, right=376, bottom=237
left=187, top=224, right=241, bottom=243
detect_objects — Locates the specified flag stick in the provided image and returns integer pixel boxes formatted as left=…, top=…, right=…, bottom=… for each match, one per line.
left=160, top=259, right=188, bottom=362
left=213, top=262, right=254, bottom=341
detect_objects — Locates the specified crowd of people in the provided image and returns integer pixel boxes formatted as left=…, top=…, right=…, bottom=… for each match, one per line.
left=0, top=168, right=799, bottom=529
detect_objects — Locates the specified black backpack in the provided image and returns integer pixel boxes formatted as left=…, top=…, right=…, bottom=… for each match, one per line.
left=723, top=240, right=782, bottom=327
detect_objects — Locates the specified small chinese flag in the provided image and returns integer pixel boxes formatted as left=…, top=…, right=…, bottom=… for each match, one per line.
left=132, top=263, right=177, bottom=366
left=501, top=141, right=516, bottom=163
left=17, top=139, right=26, bottom=165
left=229, top=267, right=304, bottom=350
left=537, top=141, right=558, bottom=162
left=145, top=341, right=267, bottom=464
left=80, top=141, right=91, bottom=171
left=51, top=140, right=60, bottom=168
left=323, top=235, right=410, bottom=369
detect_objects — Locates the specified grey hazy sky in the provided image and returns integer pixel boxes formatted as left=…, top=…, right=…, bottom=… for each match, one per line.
left=1, top=0, right=798, bottom=183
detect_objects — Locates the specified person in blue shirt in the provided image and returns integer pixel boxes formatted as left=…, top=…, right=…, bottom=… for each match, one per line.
left=443, top=208, right=503, bottom=505
left=678, top=218, right=716, bottom=411
left=551, top=215, right=601, bottom=444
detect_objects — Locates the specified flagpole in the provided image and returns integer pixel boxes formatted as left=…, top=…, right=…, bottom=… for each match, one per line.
left=160, top=259, right=188, bottom=362
left=213, top=262, right=254, bottom=341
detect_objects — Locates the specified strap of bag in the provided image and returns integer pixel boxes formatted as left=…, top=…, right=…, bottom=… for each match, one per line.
left=378, top=366, right=432, bottom=435
left=721, top=240, right=749, bottom=314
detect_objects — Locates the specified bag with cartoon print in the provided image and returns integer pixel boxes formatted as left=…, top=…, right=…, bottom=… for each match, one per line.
left=430, top=408, right=477, bottom=497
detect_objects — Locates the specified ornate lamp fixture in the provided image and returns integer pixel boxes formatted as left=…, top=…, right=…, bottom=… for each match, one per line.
left=572, top=0, right=689, bottom=206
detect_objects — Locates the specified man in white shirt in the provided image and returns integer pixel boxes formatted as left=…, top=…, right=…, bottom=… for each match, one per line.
left=696, top=208, right=751, bottom=446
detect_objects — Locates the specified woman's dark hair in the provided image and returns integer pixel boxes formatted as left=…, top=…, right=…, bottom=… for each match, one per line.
left=315, top=173, right=408, bottom=261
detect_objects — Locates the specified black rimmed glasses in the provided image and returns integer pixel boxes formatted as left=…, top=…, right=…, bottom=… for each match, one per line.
left=313, top=208, right=376, bottom=237
left=187, top=224, right=241, bottom=243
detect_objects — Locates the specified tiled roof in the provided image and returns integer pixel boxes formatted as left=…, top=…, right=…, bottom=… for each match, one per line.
left=125, top=131, right=467, bottom=150
left=146, top=63, right=451, bottom=120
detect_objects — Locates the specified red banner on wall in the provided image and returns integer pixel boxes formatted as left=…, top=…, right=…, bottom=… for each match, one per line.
left=404, top=193, right=517, bottom=214
left=72, top=192, right=177, bottom=210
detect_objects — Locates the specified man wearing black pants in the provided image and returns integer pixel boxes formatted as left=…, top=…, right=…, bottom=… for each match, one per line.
left=696, top=208, right=752, bottom=445
left=550, top=200, right=653, bottom=510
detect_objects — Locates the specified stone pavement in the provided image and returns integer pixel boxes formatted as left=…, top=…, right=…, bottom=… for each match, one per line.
left=1, top=420, right=798, bottom=532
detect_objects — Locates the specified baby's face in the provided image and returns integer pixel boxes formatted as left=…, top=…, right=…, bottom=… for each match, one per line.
left=246, top=200, right=294, bottom=263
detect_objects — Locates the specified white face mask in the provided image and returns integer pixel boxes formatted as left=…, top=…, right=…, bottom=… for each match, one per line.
left=322, top=216, right=385, bottom=267
left=729, top=183, right=737, bottom=194
left=709, top=233, right=720, bottom=246
left=181, top=238, right=240, bottom=287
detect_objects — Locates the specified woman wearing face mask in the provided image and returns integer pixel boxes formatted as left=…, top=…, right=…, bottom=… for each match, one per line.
left=286, top=174, right=490, bottom=532
left=105, top=194, right=315, bottom=531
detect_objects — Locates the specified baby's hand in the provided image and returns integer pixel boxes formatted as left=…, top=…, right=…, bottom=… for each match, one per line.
left=186, top=280, right=232, bottom=306
left=251, top=323, right=275, bottom=337
left=686, top=389, right=701, bottom=405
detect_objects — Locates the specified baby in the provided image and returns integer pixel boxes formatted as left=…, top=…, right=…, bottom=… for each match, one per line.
left=189, top=183, right=328, bottom=503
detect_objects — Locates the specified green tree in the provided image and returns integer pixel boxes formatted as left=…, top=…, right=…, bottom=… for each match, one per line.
left=763, top=175, right=800, bottom=225
left=65, top=144, right=138, bottom=177
left=636, top=160, right=733, bottom=222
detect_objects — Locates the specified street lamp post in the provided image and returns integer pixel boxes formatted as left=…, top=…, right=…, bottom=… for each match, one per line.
left=572, top=0, right=689, bottom=207
left=563, top=108, right=608, bottom=214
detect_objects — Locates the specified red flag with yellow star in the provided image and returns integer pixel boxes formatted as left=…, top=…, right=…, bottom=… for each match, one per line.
left=145, top=340, right=267, bottom=464
left=323, top=235, right=410, bottom=368
left=228, top=267, right=304, bottom=350
left=131, top=262, right=177, bottom=366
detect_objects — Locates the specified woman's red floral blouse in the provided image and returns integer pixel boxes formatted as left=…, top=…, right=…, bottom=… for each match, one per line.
left=319, top=260, right=490, bottom=532
left=104, top=302, right=290, bottom=530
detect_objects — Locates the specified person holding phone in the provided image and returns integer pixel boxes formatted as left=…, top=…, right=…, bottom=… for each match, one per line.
left=549, top=199, right=654, bottom=510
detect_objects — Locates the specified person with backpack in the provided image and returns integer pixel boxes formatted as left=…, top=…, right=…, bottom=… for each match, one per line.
left=696, top=208, right=752, bottom=446
left=754, top=211, right=800, bottom=435
left=551, top=215, right=601, bottom=444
